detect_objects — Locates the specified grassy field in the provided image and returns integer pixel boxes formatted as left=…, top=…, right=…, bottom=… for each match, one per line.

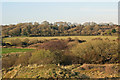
left=2, top=36, right=118, bottom=54
left=2, top=48, right=34, bottom=54
left=3, top=36, right=118, bottom=42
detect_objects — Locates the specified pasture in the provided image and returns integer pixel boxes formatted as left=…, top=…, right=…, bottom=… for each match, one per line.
left=2, top=48, right=34, bottom=54
left=3, top=36, right=118, bottom=42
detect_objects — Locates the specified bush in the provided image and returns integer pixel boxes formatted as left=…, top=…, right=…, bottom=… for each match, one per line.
left=71, top=40, right=118, bottom=64
left=38, top=40, right=68, bottom=51
left=29, top=49, right=59, bottom=64
left=2, top=54, right=19, bottom=69
left=8, top=38, right=41, bottom=47
left=29, top=39, right=39, bottom=44
left=59, top=54, right=73, bottom=65
left=14, top=52, right=32, bottom=66
left=9, top=38, right=22, bottom=46
left=22, top=38, right=30, bottom=47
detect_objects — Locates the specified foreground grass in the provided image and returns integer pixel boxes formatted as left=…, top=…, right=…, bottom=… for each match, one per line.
left=2, top=48, right=34, bottom=54
left=2, top=64, right=119, bottom=78
left=3, top=36, right=118, bottom=42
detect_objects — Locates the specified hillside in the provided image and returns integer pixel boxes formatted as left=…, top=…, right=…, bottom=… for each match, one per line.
left=2, top=21, right=118, bottom=37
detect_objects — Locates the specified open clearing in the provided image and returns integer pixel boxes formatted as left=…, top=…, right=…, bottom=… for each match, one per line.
left=2, top=48, right=34, bottom=54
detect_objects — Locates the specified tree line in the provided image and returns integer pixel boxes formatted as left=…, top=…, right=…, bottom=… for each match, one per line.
left=2, top=21, right=118, bottom=37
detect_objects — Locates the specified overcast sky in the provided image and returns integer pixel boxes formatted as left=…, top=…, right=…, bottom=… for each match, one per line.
left=2, top=1, right=118, bottom=25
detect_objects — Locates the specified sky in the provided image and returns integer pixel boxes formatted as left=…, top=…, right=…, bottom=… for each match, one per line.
left=2, top=2, right=118, bottom=25
left=1, top=0, right=120, bottom=2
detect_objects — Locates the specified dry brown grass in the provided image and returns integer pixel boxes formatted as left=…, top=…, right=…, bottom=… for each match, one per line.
left=3, top=36, right=117, bottom=42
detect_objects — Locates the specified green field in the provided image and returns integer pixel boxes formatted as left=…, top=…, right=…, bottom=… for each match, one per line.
left=2, top=48, right=34, bottom=54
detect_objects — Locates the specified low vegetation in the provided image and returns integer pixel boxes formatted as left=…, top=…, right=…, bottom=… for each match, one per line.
left=71, top=40, right=118, bottom=64
left=2, top=36, right=119, bottom=78
left=2, top=36, right=117, bottom=48
left=29, top=50, right=58, bottom=64
left=2, top=37, right=119, bottom=67
left=2, top=64, right=119, bottom=78
left=2, top=48, right=34, bottom=54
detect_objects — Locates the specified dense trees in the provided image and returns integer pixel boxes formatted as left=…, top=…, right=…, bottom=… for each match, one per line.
left=2, top=21, right=118, bottom=37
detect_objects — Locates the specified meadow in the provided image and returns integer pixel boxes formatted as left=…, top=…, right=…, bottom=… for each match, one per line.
left=2, top=48, right=34, bottom=54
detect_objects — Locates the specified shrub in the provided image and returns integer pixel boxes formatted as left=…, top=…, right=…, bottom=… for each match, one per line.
left=14, top=52, right=32, bottom=66
left=38, top=40, right=68, bottom=51
left=29, top=49, right=77, bottom=65
left=29, top=49, right=58, bottom=64
left=59, top=54, right=73, bottom=65
left=30, top=39, right=39, bottom=44
left=9, top=38, right=22, bottom=46
left=66, top=37, right=74, bottom=42
left=71, top=40, right=118, bottom=64
left=22, top=38, right=30, bottom=47
left=74, top=37, right=79, bottom=42
left=2, top=54, right=19, bottom=69
left=67, top=41, right=78, bottom=49
left=112, top=29, right=116, bottom=33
